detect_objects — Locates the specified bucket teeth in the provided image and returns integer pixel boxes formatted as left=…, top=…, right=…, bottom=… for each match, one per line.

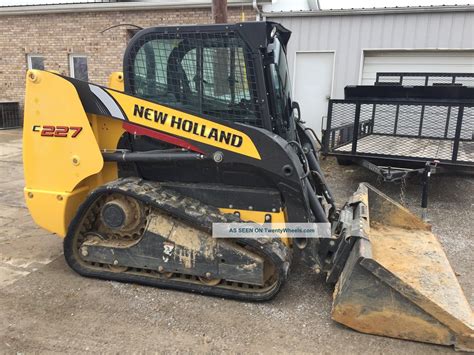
left=332, top=183, right=474, bottom=351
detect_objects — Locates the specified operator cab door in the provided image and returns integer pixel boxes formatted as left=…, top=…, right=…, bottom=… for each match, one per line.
left=120, top=26, right=276, bottom=186
left=125, top=30, right=264, bottom=128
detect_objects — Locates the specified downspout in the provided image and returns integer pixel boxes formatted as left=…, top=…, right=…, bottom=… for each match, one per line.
left=253, top=0, right=263, bottom=21
left=307, top=0, right=321, bottom=10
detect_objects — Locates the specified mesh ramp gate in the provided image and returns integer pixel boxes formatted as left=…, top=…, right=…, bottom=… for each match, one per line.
left=375, top=72, right=474, bottom=87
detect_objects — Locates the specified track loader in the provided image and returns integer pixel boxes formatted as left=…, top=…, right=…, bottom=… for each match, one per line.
left=23, top=22, right=473, bottom=350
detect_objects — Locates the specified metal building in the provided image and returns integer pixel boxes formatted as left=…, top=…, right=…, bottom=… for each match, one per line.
left=265, top=5, right=474, bottom=135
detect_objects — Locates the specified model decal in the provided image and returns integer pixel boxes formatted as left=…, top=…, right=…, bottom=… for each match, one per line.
left=32, top=125, right=83, bottom=138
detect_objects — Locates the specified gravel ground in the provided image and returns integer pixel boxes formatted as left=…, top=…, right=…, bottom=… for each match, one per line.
left=0, top=129, right=472, bottom=353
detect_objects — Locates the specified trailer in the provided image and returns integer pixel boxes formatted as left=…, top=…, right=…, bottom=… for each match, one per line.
left=374, top=72, right=474, bottom=87
left=322, top=73, right=474, bottom=218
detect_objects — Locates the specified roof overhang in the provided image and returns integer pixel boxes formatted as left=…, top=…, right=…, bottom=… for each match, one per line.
left=264, top=4, right=474, bottom=18
left=0, top=0, right=270, bottom=16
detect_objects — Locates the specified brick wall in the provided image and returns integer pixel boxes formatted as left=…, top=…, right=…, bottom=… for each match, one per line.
left=0, top=6, right=256, bottom=110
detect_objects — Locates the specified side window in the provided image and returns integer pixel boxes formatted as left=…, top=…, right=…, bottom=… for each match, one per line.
left=69, top=55, right=89, bottom=81
left=269, top=63, right=284, bottom=120
left=27, top=55, right=44, bottom=70
left=269, top=39, right=291, bottom=124
left=131, top=34, right=261, bottom=126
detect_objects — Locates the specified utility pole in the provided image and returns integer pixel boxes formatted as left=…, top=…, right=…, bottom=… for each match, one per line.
left=212, top=0, right=228, bottom=23
left=211, top=0, right=228, bottom=96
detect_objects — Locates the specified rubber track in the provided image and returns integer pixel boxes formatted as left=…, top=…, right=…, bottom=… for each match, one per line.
left=64, top=177, right=292, bottom=301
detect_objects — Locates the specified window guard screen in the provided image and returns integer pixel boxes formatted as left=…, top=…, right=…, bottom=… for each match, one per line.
left=127, top=32, right=262, bottom=127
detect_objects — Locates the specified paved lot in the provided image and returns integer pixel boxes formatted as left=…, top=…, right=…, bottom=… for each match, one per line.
left=0, top=128, right=472, bottom=353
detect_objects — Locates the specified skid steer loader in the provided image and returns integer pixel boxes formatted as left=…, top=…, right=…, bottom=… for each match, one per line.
left=23, top=22, right=473, bottom=350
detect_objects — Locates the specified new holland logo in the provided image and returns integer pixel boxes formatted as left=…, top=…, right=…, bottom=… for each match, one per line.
left=103, top=88, right=260, bottom=159
left=133, top=104, right=243, bottom=148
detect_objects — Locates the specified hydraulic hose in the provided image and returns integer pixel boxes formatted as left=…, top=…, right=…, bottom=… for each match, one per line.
left=304, top=143, right=337, bottom=211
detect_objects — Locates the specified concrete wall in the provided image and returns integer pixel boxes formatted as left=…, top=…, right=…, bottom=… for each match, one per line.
left=268, top=10, right=474, bottom=98
left=0, top=6, right=255, bottom=108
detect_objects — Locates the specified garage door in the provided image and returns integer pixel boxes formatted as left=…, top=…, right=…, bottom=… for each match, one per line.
left=361, top=50, right=474, bottom=85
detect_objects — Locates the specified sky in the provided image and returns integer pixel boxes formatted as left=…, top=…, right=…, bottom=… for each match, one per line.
left=0, top=0, right=471, bottom=8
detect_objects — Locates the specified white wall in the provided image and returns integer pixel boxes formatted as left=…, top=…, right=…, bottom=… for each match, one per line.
left=269, top=10, right=474, bottom=98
